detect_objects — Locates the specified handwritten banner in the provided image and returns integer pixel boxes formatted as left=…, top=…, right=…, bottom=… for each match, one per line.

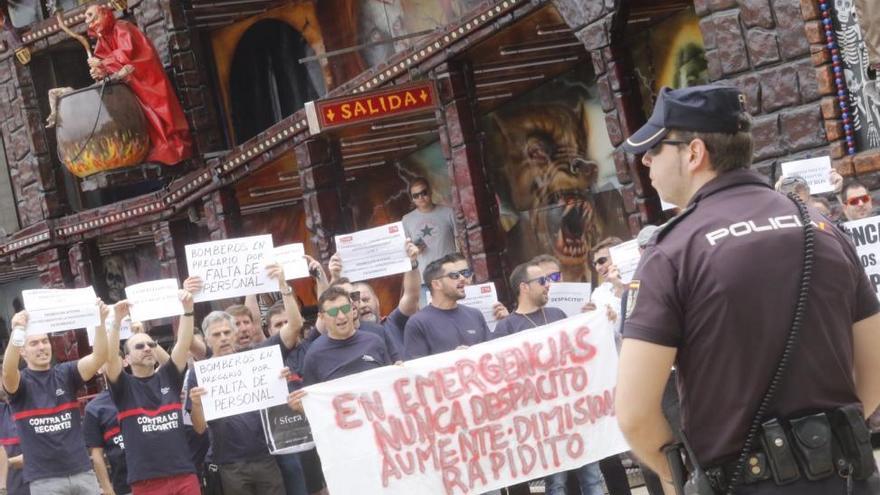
left=302, top=311, right=628, bottom=495
left=185, top=235, right=274, bottom=303
left=548, top=282, right=592, bottom=317
left=194, top=345, right=289, bottom=421
left=780, top=156, right=833, bottom=194
left=125, top=279, right=184, bottom=322
left=336, top=222, right=411, bottom=282
left=844, top=215, right=880, bottom=298
left=22, top=286, right=99, bottom=334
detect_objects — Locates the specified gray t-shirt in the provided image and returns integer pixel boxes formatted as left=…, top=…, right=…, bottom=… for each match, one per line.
left=402, top=205, right=458, bottom=271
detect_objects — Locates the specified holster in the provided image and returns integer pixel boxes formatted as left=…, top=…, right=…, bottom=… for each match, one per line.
left=789, top=413, right=834, bottom=480
left=759, top=418, right=801, bottom=484
left=831, top=404, right=876, bottom=480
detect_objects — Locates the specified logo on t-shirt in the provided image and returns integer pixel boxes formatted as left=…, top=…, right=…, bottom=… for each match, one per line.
left=160, top=387, right=170, bottom=395
left=362, top=355, right=376, bottom=362
left=55, top=388, right=64, bottom=396
left=465, top=329, right=476, bottom=335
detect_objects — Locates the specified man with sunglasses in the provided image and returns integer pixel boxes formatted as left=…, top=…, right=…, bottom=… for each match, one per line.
left=104, top=281, right=199, bottom=495
left=589, top=237, right=627, bottom=321
left=300, top=286, right=392, bottom=386
left=403, top=253, right=491, bottom=360
left=841, top=179, right=877, bottom=222
left=616, top=85, right=880, bottom=495
left=402, top=177, right=460, bottom=276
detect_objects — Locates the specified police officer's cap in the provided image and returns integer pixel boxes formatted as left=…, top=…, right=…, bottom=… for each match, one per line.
left=622, top=85, right=747, bottom=154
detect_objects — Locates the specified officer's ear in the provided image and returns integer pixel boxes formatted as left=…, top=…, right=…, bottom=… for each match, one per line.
left=685, top=138, right=710, bottom=173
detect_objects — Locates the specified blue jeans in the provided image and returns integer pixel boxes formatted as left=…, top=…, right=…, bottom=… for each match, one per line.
left=545, top=461, right=604, bottom=495
left=275, top=453, right=308, bottom=495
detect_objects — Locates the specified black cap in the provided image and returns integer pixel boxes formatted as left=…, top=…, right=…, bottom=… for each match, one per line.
left=622, top=85, right=747, bottom=154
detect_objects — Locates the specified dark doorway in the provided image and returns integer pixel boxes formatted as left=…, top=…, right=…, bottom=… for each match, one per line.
left=229, top=20, right=320, bottom=144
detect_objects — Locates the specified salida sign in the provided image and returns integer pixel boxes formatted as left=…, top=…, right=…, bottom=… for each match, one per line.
left=305, top=81, right=437, bottom=134
left=301, top=312, right=628, bottom=495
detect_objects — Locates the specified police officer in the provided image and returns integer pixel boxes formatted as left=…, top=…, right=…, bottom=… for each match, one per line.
left=614, top=84, right=880, bottom=495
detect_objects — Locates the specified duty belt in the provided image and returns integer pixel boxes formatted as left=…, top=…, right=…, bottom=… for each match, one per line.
left=702, top=407, right=876, bottom=492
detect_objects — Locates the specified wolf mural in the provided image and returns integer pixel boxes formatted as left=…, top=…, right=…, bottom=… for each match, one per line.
left=486, top=90, right=616, bottom=283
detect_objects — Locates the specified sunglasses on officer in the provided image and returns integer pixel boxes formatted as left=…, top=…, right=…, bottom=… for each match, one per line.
left=525, top=271, right=562, bottom=286
left=322, top=303, right=352, bottom=317
left=645, top=139, right=687, bottom=157
left=442, top=268, right=474, bottom=280
left=133, top=341, right=158, bottom=351
left=846, top=194, right=872, bottom=206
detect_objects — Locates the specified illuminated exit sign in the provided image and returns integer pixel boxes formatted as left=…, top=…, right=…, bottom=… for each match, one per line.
left=305, top=81, right=438, bottom=134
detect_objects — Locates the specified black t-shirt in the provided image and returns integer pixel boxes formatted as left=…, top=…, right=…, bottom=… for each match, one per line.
left=359, top=320, right=401, bottom=362
left=623, top=169, right=880, bottom=466
left=0, top=402, right=28, bottom=495
left=491, top=307, right=567, bottom=339
left=109, top=363, right=194, bottom=483
left=302, top=331, right=390, bottom=385
left=381, top=308, right=409, bottom=357
left=7, top=361, right=91, bottom=482
left=403, top=304, right=490, bottom=359
left=83, top=390, right=130, bottom=495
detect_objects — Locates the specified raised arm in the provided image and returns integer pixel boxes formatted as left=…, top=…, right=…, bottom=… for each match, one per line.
left=3, top=311, right=27, bottom=394
left=105, top=301, right=130, bottom=384
left=170, top=289, right=195, bottom=373
left=188, top=386, right=208, bottom=434
left=398, top=239, right=422, bottom=317
left=182, top=276, right=207, bottom=360
left=304, top=255, right=329, bottom=298
left=327, top=252, right=343, bottom=286
left=77, top=299, right=109, bottom=382
left=266, top=263, right=302, bottom=350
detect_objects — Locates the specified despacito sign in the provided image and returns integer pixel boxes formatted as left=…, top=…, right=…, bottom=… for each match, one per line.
left=305, top=81, right=437, bottom=134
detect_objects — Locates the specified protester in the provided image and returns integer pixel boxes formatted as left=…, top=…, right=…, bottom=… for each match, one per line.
left=0, top=390, right=27, bottom=495
left=617, top=84, right=880, bottom=494
left=2, top=300, right=108, bottom=495
left=329, top=238, right=421, bottom=355
left=225, top=304, right=266, bottom=350
left=84, top=386, right=131, bottom=495
left=403, top=253, right=491, bottom=359
left=105, top=286, right=198, bottom=494
left=774, top=170, right=843, bottom=202
left=589, top=237, right=626, bottom=320
left=402, top=177, right=460, bottom=273
left=188, top=263, right=306, bottom=495
left=810, top=196, right=833, bottom=218
left=841, top=179, right=877, bottom=221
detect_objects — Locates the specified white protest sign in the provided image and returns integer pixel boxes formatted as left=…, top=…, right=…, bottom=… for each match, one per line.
left=844, top=215, right=880, bottom=299
left=609, top=239, right=640, bottom=284
left=336, top=222, right=410, bottom=282
left=460, top=282, right=499, bottom=331
left=548, top=282, right=592, bottom=317
left=185, top=235, right=274, bottom=303
left=780, top=156, right=833, bottom=194
left=125, top=279, right=184, bottom=322
left=302, top=311, right=627, bottom=495
left=194, top=345, right=289, bottom=421
left=22, top=286, right=99, bottom=334
left=86, top=307, right=132, bottom=345
left=271, top=243, right=311, bottom=280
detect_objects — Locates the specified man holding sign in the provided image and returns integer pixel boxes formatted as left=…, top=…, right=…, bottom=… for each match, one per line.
left=187, top=263, right=306, bottom=495
left=105, top=284, right=198, bottom=495
left=2, top=299, right=109, bottom=495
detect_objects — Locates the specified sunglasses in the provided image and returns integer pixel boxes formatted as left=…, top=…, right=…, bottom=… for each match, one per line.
left=133, top=341, right=158, bottom=351
left=411, top=189, right=430, bottom=199
left=348, top=291, right=361, bottom=303
left=846, top=194, right=871, bottom=206
left=593, top=256, right=609, bottom=266
left=781, top=176, right=807, bottom=187
left=526, top=271, right=562, bottom=286
left=645, top=139, right=687, bottom=157
left=443, top=268, right=474, bottom=280
left=323, top=303, right=352, bottom=317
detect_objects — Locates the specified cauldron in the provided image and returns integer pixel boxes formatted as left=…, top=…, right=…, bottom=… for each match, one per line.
left=56, top=82, right=150, bottom=178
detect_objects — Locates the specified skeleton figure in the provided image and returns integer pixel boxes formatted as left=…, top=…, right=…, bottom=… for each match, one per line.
left=836, top=0, right=880, bottom=148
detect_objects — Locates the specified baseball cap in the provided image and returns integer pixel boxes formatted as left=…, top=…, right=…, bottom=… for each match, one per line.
left=622, top=85, right=748, bottom=154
